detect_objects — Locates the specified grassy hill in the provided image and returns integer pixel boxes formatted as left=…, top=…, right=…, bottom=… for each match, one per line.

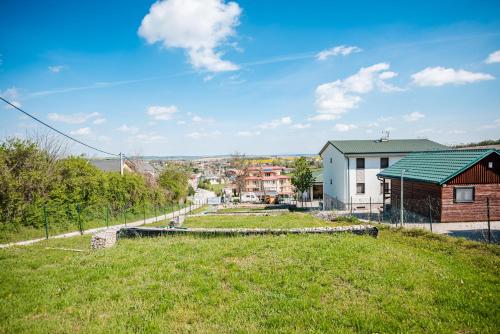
left=1, top=221, right=498, bottom=333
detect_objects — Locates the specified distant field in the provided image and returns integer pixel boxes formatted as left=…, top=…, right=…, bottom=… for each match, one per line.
left=185, top=212, right=337, bottom=228
left=1, top=227, right=498, bottom=333
left=216, top=207, right=278, bottom=213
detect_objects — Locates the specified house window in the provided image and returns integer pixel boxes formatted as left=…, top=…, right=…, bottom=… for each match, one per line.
left=330, top=157, right=332, bottom=164
left=356, top=158, right=365, bottom=169
left=488, top=161, right=493, bottom=169
left=454, top=187, right=475, bottom=203
left=330, top=179, right=332, bottom=185
left=380, top=157, right=389, bottom=169
left=356, top=183, right=365, bottom=194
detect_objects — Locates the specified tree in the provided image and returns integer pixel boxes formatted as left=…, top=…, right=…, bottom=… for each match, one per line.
left=291, top=157, right=314, bottom=205
left=230, top=151, right=249, bottom=200
left=158, top=163, right=190, bottom=203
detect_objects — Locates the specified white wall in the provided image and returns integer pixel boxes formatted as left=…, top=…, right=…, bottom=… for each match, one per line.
left=322, top=144, right=347, bottom=205
left=348, top=155, right=403, bottom=205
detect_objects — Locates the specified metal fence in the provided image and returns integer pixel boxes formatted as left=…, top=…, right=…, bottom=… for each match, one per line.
left=0, top=199, right=207, bottom=243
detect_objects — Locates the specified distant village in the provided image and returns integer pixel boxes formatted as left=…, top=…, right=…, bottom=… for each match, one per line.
left=90, top=136, right=500, bottom=224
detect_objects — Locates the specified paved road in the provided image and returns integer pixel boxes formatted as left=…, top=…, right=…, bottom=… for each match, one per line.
left=401, top=221, right=500, bottom=243
left=0, top=204, right=202, bottom=249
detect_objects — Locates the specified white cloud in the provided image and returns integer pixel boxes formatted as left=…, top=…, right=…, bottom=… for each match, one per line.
left=334, top=123, right=358, bottom=132
left=411, top=67, right=494, bottom=87
left=146, top=105, right=178, bottom=121
left=177, top=120, right=186, bottom=125
left=93, top=118, right=106, bottom=125
left=237, top=130, right=261, bottom=137
left=69, top=127, right=92, bottom=136
left=312, top=63, right=400, bottom=121
left=48, top=112, right=100, bottom=124
left=1, top=87, right=21, bottom=109
left=291, top=123, right=311, bottom=129
left=138, top=0, right=241, bottom=72
left=485, top=50, right=500, bottom=64
left=115, top=124, right=139, bottom=134
left=316, top=45, right=362, bottom=61
left=186, top=130, right=221, bottom=139
left=259, top=116, right=292, bottom=129
left=192, top=115, right=203, bottom=122
left=403, top=111, right=425, bottom=122
left=48, top=65, right=66, bottom=73
left=129, top=133, right=168, bottom=143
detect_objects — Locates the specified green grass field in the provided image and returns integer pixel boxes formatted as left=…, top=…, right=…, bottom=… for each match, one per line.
left=146, top=212, right=341, bottom=229
left=1, top=223, right=498, bottom=333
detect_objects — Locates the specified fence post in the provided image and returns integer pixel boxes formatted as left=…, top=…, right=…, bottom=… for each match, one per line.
left=143, top=201, right=146, bottom=225
left=155, top=204, right=158, bottom=223
left=77, top=204, right=83, bottom=235
left=428, top=196, right=433, bottom=233
left=43, top=204, right=49, bottom=240
left=106, top=206, right=109, bottom=229
left=123, top=205, right=127, bottom=227
left=369, top=197, right=372, bottom=222
left=487, top=197, right=491, bottom=243
left=350, top=196, right=353, bottom=215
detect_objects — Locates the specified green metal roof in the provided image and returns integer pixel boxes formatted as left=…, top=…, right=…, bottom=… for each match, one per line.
left=377, top=149, right=499, bottom=185
left=320, top=139, right=448, bottom=155
left=312, top=169, right=323, bottom=183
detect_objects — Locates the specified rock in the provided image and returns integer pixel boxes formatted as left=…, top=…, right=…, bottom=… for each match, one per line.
left=91, top=229, right=118, bottom=250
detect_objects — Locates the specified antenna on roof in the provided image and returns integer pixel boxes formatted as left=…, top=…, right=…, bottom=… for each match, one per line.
left=380, top=130, right=390, bottom=142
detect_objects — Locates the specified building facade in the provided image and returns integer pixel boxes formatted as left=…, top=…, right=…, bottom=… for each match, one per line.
left=319, top=139, right=448, bottom=211
left=378, top=149, right=500, bottom=222
left=243, top=166, right=294, bottom=198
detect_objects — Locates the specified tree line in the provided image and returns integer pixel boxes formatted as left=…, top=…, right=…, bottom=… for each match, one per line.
left=0, top=137, right=191, bottom=232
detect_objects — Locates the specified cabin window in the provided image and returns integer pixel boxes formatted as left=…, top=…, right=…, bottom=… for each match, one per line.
left=330, top=157, right=332, bottom=164
left=488, top=161, right=493, bottom=169
left=356, top=183, right=365, bottom=194
left=454, top=187, right=475, bottom=203
left=380, top=157, right=389, bottom=169
left=330, top=179, right=332, bottom=185
left=356, top=158, right=365, bottom=169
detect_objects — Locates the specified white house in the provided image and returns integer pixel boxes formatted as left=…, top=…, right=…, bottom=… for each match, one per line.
left=319, top=139, right=447, bottom=211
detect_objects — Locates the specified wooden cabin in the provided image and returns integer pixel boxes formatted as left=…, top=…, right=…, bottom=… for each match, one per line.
left=377, top=149, right=500, bottom=222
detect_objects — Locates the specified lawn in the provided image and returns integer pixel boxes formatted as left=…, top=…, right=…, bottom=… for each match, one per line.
left=0, top=227, right=498, bottom=333
left=216, top=207, right=275, bottom=213
left=147, top=212, right=339, bottom=228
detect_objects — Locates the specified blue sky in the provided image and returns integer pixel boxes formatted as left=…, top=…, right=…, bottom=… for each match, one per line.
left=1, top=0, right=500, bottom=156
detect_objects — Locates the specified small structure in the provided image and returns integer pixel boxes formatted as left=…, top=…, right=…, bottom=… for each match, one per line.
left=377, top=149, right=500, bottom=222
left=91, top=229, right=118, bottom=249
left=243, top=166, right=294, bottom=201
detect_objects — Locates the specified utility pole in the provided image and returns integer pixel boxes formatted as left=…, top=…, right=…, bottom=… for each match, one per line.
left=400, top=169, right=406, bottom=226
left=120, top=152, right=124, bottom=176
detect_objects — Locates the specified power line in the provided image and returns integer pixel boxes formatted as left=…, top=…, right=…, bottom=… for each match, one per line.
left=0, top=96, right=119, bottom=157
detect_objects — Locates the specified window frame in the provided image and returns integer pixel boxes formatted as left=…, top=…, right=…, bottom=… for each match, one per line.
left=453, top=186, right=475, bottom=203
left=356, top=158, right=365, bottom=169
left=356, top=182, right=365, bottom=194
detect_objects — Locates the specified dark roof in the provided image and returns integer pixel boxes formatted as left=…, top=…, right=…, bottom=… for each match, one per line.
left=377, top=149, right=499, bottom=185
left=312, top=169, right=323, bottom=184
left=319, top=139, right=448, bottom=156
left=89, top=159, right=121, bottom=172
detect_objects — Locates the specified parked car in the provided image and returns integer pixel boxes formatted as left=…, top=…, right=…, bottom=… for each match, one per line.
left=240, top=192, right=259, bottom=203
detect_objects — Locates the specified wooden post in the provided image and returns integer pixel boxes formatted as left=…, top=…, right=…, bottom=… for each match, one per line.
left=487, top=197, right=491, bottom=243
left=350, top=196, right=353, bottom=215
left=428, top=196, right=433, bottom=233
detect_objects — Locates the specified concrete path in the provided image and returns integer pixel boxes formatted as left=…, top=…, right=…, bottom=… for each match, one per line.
left=396, top=221, right=500, bottom=243
left=0, top=204, right=202, bottom=249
